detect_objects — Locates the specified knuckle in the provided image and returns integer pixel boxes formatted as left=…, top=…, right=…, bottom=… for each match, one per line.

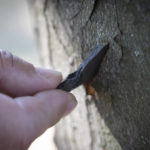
left=26, top=62, right=36, bottom=74
left=0, top=50, right=14, bottom=67
left=0, top=50, right=14, bottom=82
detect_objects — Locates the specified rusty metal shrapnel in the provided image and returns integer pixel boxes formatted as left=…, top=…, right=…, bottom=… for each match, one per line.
left=57, top=44, right=109, bottom=92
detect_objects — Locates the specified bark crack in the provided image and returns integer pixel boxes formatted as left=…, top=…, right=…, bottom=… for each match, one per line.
left=83, top=0, right=98, bottom=27
left=51, top=21, right=70, bottom=57
left=88, top=0, right=99, bottom=21
left=86, top=99, right=95, bottom=150
left=71, top=0, right=85, bottom=19
left=43, top=0, right=54, bottom=66
left=71, top=0, right=98, bottom=24
left=114, top=0, right=122, bottom=35
left=55, top=3, right=70, bottom=57
left=113, top=0, right=124, bottom=65
left=80, top=0, right=98, bottom=59
left=44, top=0, right=48, bottom=12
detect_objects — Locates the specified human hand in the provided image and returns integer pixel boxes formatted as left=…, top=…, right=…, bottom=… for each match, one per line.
left=0, top=50, right=77, bottom=150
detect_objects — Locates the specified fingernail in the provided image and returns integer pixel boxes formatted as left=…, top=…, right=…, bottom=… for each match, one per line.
left=36, top=68, right=62, bottom=82
left=50, top=70, right=62, bottom=79
left=48, top=70, right=62, bottom=86
left=63, top=94, right=77, bottom=117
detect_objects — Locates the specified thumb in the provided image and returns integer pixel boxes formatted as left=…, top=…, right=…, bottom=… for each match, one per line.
left=15, top=90, right=77, bottom=140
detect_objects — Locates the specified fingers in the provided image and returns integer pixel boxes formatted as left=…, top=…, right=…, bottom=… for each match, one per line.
left=14, top=90, right=77, bottom=140
left=0, top=90, right=77, bottom=149
left=0, top=50, right=62, bottom=97
left=35, top=67, right=62, bottom=87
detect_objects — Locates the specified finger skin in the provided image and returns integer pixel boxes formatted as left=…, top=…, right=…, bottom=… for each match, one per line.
left=0, top=90, right=77, bottom=150
left=0, top=50, right=62, bottom=97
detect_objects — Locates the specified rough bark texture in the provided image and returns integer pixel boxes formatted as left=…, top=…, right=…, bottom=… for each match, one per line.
left=28, top=0, right=150, bottom=150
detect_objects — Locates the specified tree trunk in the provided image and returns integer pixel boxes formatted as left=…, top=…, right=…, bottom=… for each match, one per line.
left=28, top=0, right=150, bottom=150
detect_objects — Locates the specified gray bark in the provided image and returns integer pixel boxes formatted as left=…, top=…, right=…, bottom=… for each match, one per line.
left=28, top=0, right=150, bottom=150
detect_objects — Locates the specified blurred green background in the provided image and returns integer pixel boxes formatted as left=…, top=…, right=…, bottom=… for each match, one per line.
left=0, top=0, right=40, bottom=66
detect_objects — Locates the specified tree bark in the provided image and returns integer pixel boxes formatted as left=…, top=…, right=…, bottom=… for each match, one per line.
left=28, top=0, right=150, bottom=150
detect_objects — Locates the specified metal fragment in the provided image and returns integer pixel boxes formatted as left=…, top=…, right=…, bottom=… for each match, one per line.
left=57, top=44, right=109, bottom=92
